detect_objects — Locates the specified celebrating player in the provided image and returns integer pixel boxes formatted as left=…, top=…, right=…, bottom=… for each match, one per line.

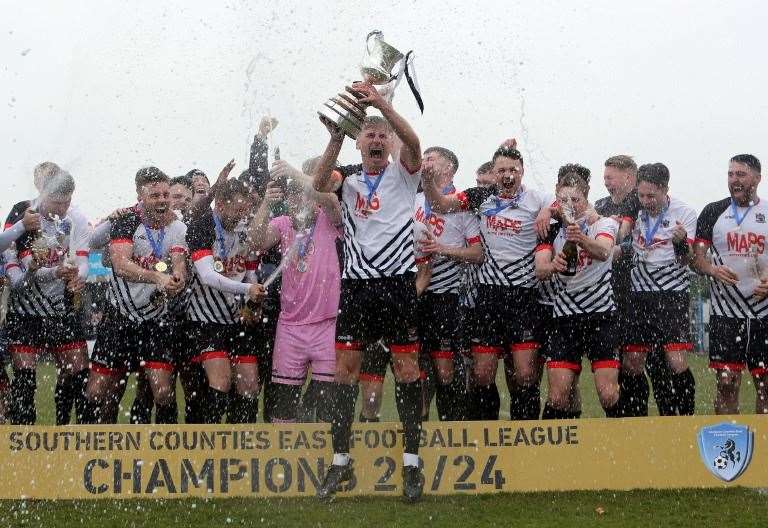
left=693, top=154, right=768, bottom=414
left=423, top=145, right=551, bottom=422
left=534, top=170, right=621, bottom=417
left=313, top=81, right=425, bottom=502
left=414, top=146, right=483, bottom=421
left=621, top=163, right=698, bottom=416
left=3, top=170, right=91, bottom=424
left=81, top=167, right=188, bottom=424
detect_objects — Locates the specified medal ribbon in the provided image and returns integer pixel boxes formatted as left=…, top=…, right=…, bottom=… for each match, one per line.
left=297, top=220, right=318, bottom=261
left=730, top=199, right=754, bottom=228
left=641, top=203, right=668, bottom=249
left=424, top=184, right=455, bottom=220
left=213, top=214, right=236, bottom=261
left=481, top=191, right=525, bottom=217
left=142, top=224, right=165, bottom=261
left=362, top=170, right=386, bottom=206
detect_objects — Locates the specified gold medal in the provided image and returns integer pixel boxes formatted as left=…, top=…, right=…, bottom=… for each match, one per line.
left=213, top=260, right=225, bottom=273
left=154, top=261, right=168, bottom=273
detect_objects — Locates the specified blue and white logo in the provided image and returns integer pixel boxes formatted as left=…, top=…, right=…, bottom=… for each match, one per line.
left=697, top=422, right=753, bottom=482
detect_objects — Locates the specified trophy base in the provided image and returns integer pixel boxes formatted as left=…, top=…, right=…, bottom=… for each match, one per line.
left=318, top=94, right=367, bottom=139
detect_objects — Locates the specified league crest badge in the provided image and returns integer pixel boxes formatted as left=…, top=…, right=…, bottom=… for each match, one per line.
left=697, top=422, right=753, bottom=482
left=756, top=213, right=765, bottom=223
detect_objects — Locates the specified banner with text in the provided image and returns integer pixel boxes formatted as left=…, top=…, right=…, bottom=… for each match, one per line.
left=1, top=416, right=766, bottom=499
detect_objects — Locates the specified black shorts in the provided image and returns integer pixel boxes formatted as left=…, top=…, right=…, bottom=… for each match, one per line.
left=623, top=291, right=692, bottom=354
left=163, top=316, right=190, bottom=366
left=336, top=274, right=419, bottom=351
left=547, top=312, right=620, bottom=373
left=359, top=341, right=391, bottom=383
left=531, top=302, right=555, bottom=357
left=709, top=315, right=768, bottom=375
left=417, top=291, right=460, bottom=359
left=5, top=313, right=86, bottom=355
left=612, top=286, right=633, bottom=345
left=90, top=307, right=172, bottom=374
left=471, top=284, right=540, bottom=353
left=184, top=321, right=258, bottom=365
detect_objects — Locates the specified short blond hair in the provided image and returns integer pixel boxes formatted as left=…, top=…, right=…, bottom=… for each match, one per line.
left=33, top=161, right=61, bottom=191
left=604, top=155, right=637, bottom=176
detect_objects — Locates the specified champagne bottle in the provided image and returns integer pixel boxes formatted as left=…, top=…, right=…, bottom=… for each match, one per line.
left=561, top=237, right=579, bottom=276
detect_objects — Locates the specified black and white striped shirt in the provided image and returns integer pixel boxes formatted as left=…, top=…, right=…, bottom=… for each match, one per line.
left=340, top=159, right=420, bottom=279
left=697, top=196, right=768, bottom=319
left=108, top=211, right=187, bottom=322
left=629, top=196, right=697, bottom=293
left=187, top=211, right=257, bottom=325
left=413, top=192, right=481, bottom=294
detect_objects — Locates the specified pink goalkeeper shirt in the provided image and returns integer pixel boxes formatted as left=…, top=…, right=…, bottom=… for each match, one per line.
left=270, top=207, right=342, bottom=325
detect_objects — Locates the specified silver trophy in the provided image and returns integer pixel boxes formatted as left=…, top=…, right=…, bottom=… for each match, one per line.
left=318, top=31, right=406, bottom=139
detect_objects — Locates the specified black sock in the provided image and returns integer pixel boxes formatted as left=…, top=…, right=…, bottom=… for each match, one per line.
left=129, top=394, right=153, bottom=424
left=72, top=369, right=90, bottom=424
left=331, top=383, right=359, bottom=454
left=395, top=380, right=423, bottom=455
left=54, top=374, right=75, bottom=425
left=511, top=385, right=541, bottom=420
left=205, top=388, right=230, bottom=424
left=646, top=352, right=675, bottom=416
left=10, top=368, right=36, bottom=425
left=298, top=380, right=320, bottom=422
left=541, top=402, right=568, bottom=419
left=472, top=384, right=500, bottom=420
left=227, top=394, right=259, bottom=424
left=435, top=383, right=452, bottom=421
left=618, top=372, right=649, bottom=417
left=672, top=369, right=696, bottom=415
left=603, top=402, right=621, bottom=418
left=183, top=364, right=207, bottom=424
left=155, top=402, right=178, bottom=424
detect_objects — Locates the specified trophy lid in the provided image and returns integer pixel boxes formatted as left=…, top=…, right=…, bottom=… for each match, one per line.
left=360, top=30, right=404, bottom=85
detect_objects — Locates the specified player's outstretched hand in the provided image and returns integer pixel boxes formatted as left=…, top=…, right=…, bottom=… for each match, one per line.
left=712, top=265, right=738, bottom=286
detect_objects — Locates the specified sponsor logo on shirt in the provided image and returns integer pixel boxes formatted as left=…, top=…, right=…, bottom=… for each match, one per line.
left=485, top=215, right=522, bottom=234
left=726, top=231, right=766, bottom=253
left=354, top=192, right=380, bottom=218
left=414, top=206, right=445, bottom=237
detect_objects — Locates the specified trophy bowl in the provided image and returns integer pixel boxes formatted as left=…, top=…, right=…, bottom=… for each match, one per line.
left=317, top=30, right=405, bottom=139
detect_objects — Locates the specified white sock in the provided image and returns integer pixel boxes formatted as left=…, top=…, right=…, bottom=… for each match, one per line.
left=333, top=453, right=350, bottom=466
left=403, top=453, right=420, bottom=468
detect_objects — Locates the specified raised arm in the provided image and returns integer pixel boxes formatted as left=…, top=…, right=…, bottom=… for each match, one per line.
left=246, top=181, right=283, bottom=252
left=272, top=160, right=343, bottom=226
left=350, top=82, right=420, bottom=173
left=191, top=159, right=236, bottom=220
left=421, top=167, right=466, bottom=214
left=0, top=210, right=40, bottom=253
left=313, top=116, right=346, bottom=192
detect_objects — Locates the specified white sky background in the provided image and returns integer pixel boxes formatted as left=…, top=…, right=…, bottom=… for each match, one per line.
left=1, top=0, right=766, bottom=220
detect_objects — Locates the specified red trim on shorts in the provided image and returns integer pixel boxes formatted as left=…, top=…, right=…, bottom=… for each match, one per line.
left=709, top=361, right=745, bottom=372
left=415, top=256, right=431, bottom=264
left=51, top=341, right=87, bottom=353
left=231, top=355, right=258, bottom=364
left=8, top=344, right=42, bottom=355
left=169, top=246, right=187, bottom=254
left=359, top=373, right=385, bottom=383
left=144, top=361, right=174, bottom=372
left=591, top=359, right=620, bottom=371
left=245, top=260, right=259, bottom=271
left=111, top=238, right=133, bottom=245
left=455, top=192, right=470, bottom=211
left=750, top=367, right=768, bottom=377
left=89, top=363, right=125, bottom=377
left=466, top=236, right=481, bottom=245
left=390, top=343, right=420, bottom=354
left=471, top=344, right=504, bottom=356
left=191, top=249, right=213, bottom=261
left=621, top=216, right=634, bottom=225
left=419, top=370, right=428, bottom=381
left=19, top=250, right=32, bottom=259
left=195, top=350, right=230, bottom=362
left=686, top=238, right=694, bottom=245
left=663, top=342, right=693, bottom=353
left=400, top=157, right=421, bottom=175
left=75, top=250, right=89, bottom=257
left=623, top=344, right=652, bottom=353
left=547, top=361, right=582, bottom=373
left=336, top=341, right=362, bottom=352
left=430, top=350, right=453, bottom=360
left=694, top=238, right=711, bottom=246
left=596, top=233, right=615, bottom=241
left=511, top=342, right=540, bottom=352
left=535, top=243, right=553, bottom=253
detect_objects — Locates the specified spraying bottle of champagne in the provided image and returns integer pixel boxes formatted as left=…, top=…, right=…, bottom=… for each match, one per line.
left=559, top=203, right=579, bottom=277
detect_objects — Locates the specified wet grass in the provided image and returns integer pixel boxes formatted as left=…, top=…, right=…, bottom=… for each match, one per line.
left=1, top=488, right=766, bottom=527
